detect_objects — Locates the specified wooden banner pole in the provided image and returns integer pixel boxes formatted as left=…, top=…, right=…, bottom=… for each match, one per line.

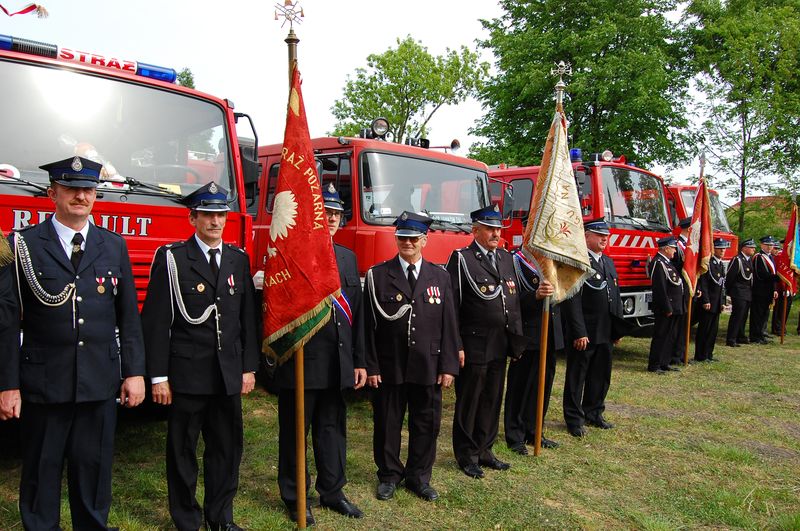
left=533, top=296, right=550, bottom=457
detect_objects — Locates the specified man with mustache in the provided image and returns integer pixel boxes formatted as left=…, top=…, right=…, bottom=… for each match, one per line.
left=446, top=205, right=523, bottom=479
left=142, top=181, right=259, bottom=531
left=0, top=157, right=145, bottom=530
left=365, top=211, right=459, bottom=502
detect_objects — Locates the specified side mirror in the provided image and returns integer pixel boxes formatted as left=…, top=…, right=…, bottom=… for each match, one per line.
left=501, top=184, right=514, bottom=220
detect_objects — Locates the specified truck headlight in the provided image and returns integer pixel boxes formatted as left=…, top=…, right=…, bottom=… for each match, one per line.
left=622, top=297, right=635, bottom=315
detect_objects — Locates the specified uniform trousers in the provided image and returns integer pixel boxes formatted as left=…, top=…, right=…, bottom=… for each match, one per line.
left=504, top=348, right=554, bottom=447
left=648, top=314, right=680, bottom=371
left=372, top=382, right=441, bottom=488
left=20, top=399, right=116, bottom=531
left=453, top=357, right=506, bottom=467
left=726, top=298, right=750, bottom=344
left=772, top=294, right=793, bottom=334
left=563, top=343, right=612, bottom=428
left=167, top=392, right=242, bottom=531
left=695, top=310, right=721, bottom=361
left=749, top=296, right=772, bottom=341
left=278, top=388, right=347, bottom=505
left=673, top=312, right=688, bottom=364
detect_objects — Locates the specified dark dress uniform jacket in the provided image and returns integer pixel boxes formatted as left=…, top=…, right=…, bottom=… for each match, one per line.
left=275, top=243, right=365, bottom=390
left=698, top=257, right=725, bottom=313
left=649, top=254, right=685, bottom=316
left=513, top=253, right=564, bottom=350
left=752, top=251, right=777, bottom=297
left=562, top=253, right=623, bottom=345
left=725, top=254, right=753, bottom=301
left=0, top=221, right=145, bottom=402
left=365, top=257, right=459, bottom=384
left=446, top=241, right=523, bottom=363
left=142, top=237, right=259, bottom=395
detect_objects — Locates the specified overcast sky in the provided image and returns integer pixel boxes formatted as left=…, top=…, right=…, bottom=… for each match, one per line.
left=3, top=0, right=724, bottom=199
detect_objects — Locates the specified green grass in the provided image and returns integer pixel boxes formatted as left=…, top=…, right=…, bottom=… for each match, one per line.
left=1, top=309, right=799, bottom=530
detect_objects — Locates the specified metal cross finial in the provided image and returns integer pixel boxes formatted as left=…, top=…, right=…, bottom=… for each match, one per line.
left=275, top=0, right=304, bottom=28
left=551, top=61, right=572, bottom=106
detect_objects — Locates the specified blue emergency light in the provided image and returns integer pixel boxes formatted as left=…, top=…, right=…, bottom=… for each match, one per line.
left=1, top=34, right=176, bottom=83
left=570, top=148, right=582, bottom=162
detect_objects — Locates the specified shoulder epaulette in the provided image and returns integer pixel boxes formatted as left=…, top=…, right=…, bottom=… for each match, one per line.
left=17, top=224, right=36, bottom=232
left=164, top=241, right=186, bottom=250
left=225, top=243, right=246, bottom=254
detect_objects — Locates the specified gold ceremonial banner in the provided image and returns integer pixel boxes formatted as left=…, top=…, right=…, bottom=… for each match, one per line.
left=522, top=103, right=592, bottom=303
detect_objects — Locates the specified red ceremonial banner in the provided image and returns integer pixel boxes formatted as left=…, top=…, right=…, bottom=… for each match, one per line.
left=262, top=67, right=340, bottom=364
left=682, top=177, right=713, bottom=295
left=775, top=204, right=798, bottom=294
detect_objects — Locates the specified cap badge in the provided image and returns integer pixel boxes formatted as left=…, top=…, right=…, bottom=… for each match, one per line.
left=401, top=212, right=408, bottom=221
left=209, top=182, right=218, bottom=194
left=71, top=157, right=83, bottom=172
left=327, top=182, right=336, bottom=193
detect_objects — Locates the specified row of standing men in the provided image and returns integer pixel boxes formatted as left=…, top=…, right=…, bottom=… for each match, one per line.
left=0, top=156, right=626, bottom=530
left=647, top=216, right=788, bottom=374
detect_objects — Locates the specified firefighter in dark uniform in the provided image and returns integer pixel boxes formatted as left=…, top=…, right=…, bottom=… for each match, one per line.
left=771, top=241, right=793, bottom=335
left=504, top=250, right=561, bottom=453
left=0, top=157, right=146, bottom=530
left=141, top=182, right=259, bottom=531
left=725, top=239, right=756, bottom=347
left=647, top=236, right=685, bottom=374
left=275, top=185, right=366, bottom=524
left=694, top=238, right=728, bottom=362
left=671, top=217, right=692, bottom=365
left=750, top=235, right=778, bottom=344
left=446, top=205, right=523, bottom=479
left=0, top=232, right=13, bottom=331
left=562, top=220, right=623, bottom=436
left=365, top=211, right=459, bottom=502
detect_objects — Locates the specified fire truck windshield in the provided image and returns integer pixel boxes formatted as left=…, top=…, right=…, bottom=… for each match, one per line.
left=601, top=166, right=670, bottom=231
left=680, top=189, right=733, bottom=233
left=360, top=152, right=489, bottom=230
left=0, top=59, right=235, bottom=209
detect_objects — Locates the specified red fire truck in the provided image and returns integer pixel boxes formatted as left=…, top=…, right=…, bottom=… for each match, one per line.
left=251, top=120, right=500, bottom=276
left=489, top=150, right=673, bottom=328
left=667, top=184, right=738, bottom=262
left=0, top=34, right=260, bottom=303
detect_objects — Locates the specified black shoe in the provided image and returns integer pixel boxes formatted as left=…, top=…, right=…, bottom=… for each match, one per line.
left=568, top=425, right=587, bottom=437
left=708, top=357, right=719, bottom=362
left=460, top=463, right=485, bottom=479
left=287, top=505, right=315, bottom=526
left=406, top=482, right=439, bottom=501
left=509, top=442, right=528, bottom=455
left=647, top=367, right=666, bottom=374
left=479, top=457, right=511, bottom=470
left=664, top=366, right=681, bottom=372
left=756, top=338, right=770, bottom=345
left=738, top=338, right=750, bottom=344
left=376, top=482, right=397, bottom=500
left=540, top=436, right=560, bottom=449
left=321, top=497, right=364, bottom=518
left=206, top=522, right=244, bottom=531
left=587, top=417, right=614, bottom=429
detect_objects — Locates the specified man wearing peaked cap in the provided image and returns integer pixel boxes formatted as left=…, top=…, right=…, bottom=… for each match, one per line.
left=725, top=239, right=756, bottom=347
left=446, top=203, right=523, bottom=479
left=671, top=218, right=692, bottom=366
left=365, top=210, right=459, bottom=502
left=647, top=236, right=684, bottom=374
left=695, top=238, right=729, bottom=362
left=141, top=179, right=259, bottom=531
left=561, top=219, right=623, bottom=437
left=0, top=156, right=146, bottom=530
left=273, top=183, right=366, bottom=524
left=771, top=240, right=794, bottom=336
left=749, top=235, right=778, bottom=344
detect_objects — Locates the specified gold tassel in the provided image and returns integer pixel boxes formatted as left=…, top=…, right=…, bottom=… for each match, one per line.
left=0, top=229, right=12, bottom=268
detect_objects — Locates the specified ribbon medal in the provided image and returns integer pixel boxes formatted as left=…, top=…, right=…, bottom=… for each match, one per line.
left=505, top=279, right=516, bottom=294
left=227, top=274, right=235, bottom=295
left=96, top=277, right=105, bottom=294
left=110, top=277, right=118, bottom=295
left=426, top=286, right=442, bottom=304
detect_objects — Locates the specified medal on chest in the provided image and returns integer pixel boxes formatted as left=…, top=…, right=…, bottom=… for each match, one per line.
left=426, top=286, right=441, bottom=304
left=227, top=274, right=235, bottom=295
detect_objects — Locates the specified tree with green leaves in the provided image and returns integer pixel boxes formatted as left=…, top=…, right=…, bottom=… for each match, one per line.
left=687, top=0, right=800, bottom=233
left=471, top=0, right=693, bottom=168
left=176, top=68, right=195, bottom=88
left=330, top=36, right=489, bottom=143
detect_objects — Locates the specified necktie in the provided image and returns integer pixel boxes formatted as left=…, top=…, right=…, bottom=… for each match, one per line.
left=208, top=248, right=220, bottom=279
left=70, top=233, right=84, bottom=271
left=487, top=251, right=497, bottom=272
left=407, top=263, right=416, bottom=292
